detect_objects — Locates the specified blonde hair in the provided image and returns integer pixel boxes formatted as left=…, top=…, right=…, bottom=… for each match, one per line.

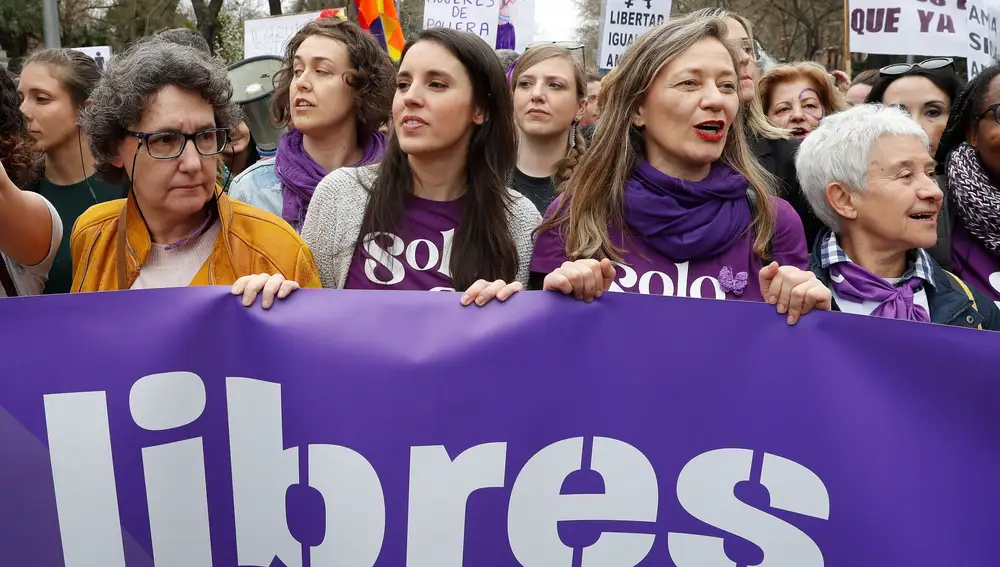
left=511, top=45, right=588, bottom=188
left=689, top=8, right=789, bottom=141
left=538, top=13, right=777, bottom=262
left=759, top=63, right=850, bottom=118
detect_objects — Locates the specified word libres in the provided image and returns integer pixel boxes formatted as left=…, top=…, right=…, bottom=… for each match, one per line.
left=44, top=373, right=831, bottom=567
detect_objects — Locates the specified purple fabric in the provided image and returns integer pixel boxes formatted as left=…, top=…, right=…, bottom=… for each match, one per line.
left=344, top=195, right=465, bottom=291
left=2, top=287, right=1000, bottom=565
left=830, top=261, right=931, bottom=322
left=276, top=128, right=386, bottom=226
left=952, top=221, right=1000, bottom=304
left=623, top=161, right=754, bottom=262
left=495, top=22, right=516, bottom=50
left=532, top=196, right=807, bottom=302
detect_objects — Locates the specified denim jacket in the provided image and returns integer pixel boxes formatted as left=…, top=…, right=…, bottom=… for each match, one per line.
left=228, top=159, right=288, bottom=228
left=808, top=233, right=1000, bottom=331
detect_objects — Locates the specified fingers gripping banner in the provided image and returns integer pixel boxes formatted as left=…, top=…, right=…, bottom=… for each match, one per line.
left=1, top=288, right=999, bottom=566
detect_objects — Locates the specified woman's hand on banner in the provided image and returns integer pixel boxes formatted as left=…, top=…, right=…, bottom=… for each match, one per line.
left=231, top=273, right=301, bottom=309
left=461, top=279, right=524, bottom=307
left=543, top=259, right=616, bottom=302
left=759, top=262, right=832, bottom=325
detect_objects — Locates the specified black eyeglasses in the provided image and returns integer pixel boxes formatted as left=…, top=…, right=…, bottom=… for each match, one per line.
left=879, top=57, right=954, bottom=76
left=979, top=103, right=1000, bottom=125
left=127, top=128, right=230, bottom=159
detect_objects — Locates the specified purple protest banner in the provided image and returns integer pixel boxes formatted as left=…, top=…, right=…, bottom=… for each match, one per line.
left=1, top=287, right=998, bottom=566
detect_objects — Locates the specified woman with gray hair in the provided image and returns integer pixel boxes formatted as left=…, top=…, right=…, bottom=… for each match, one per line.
left=797, top=103, right=999, bottom=329
left=69, top=38, right=320, bottom=307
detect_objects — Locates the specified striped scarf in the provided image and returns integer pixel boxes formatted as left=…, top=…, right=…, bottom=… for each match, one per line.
left=946, top=142, right=1000, bottom=253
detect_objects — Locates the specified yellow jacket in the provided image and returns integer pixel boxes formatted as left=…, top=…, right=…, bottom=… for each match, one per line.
left=70, top=191, right=321, bottom=292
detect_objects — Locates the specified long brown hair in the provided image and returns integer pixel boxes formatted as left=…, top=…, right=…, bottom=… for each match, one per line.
left=270, top=18, right=394, bottom=139
left=510, top=45, right=588, bottom=188
left=357, top=28, right=519, bottom=289
left=538, top=14, right=777, bottom=262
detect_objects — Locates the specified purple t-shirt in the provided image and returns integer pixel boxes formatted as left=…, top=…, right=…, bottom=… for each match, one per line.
left=531, top=197, right=808, bottom=302
left=345, top=195, right=464, bottom=291
left=951, top=221, right=1000, bottom=307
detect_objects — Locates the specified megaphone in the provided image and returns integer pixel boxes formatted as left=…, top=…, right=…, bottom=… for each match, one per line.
left=228, top=56, right=285, bottom=155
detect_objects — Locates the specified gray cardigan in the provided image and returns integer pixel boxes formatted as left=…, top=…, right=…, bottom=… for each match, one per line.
left=301, top=164, right=542, bottom=289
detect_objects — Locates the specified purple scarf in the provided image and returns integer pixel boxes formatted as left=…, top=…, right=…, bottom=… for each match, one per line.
left=622, top=161, right=752, bottom=261
left=275, top=128, right=386, bottom=226
left=830, top=262, right=930, bottom=322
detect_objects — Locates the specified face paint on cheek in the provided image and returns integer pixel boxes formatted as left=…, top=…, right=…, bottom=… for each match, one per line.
left=798, top=88, right=824, bottom=121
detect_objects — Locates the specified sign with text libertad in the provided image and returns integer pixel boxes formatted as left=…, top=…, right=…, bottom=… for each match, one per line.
left=1, top=288, right=998, bottom=566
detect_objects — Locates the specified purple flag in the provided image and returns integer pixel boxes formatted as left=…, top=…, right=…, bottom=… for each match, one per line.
left=1, top=287, right=999, bottom=566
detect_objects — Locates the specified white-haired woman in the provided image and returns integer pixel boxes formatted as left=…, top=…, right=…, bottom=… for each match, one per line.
left=797, top=104, right=999, bottom=329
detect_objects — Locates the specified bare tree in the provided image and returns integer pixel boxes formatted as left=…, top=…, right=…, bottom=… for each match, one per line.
left=189, top=0, right=224, bottom=53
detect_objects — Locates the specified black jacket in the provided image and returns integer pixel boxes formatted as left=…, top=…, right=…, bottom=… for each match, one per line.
left=808, top=234, right=1000, bottom=331
left=749, top=133, right=826, bottom=247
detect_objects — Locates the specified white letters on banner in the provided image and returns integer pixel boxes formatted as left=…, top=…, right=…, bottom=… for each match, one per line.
left=848, top=0, right=1000, bottom=79
left=423, top=0, right=501, bottom=48
left=244, top=11, right=323, bottom=59
left=44, top=372, right=831, bottom=567
left=598, top=0, right=671, bottom=69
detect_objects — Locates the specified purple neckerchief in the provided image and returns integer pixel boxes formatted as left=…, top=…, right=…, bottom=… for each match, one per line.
left=164, top=207, right=218, bottom=251
left=830, top=261, right=930, bottom=322
left=276, top=128, right=386, bottom=227
left=622, top=160, right=752, bottom=261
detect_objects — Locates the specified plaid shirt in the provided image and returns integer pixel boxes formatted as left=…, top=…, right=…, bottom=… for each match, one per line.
left=820, top=232, right=937, bottom=289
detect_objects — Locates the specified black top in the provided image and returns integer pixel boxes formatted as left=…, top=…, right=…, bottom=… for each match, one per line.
left=511, top=168, right=557, bottom=215
left=748, top=132, right=826, bottom=247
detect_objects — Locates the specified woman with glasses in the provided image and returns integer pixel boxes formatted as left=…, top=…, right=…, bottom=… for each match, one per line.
left=759, top=62, right=849, bottom=140
left=509, top=45, right=588, bottom=214
left=931, top=64, right=1000, bottom=306
left=70, top=38, right=320, bottom=301
left=696, top=8, right=825, bottom=246
left=866, top=57, right=963, bottom=155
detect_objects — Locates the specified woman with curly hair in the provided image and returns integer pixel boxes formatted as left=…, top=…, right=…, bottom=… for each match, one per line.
left=70, top=38, right=319, bottom=305
left=228, top=18, right=395, bottom=232
left=0, top=70, right=63, bottom=297
left=509, top=44, right=588, bottom=214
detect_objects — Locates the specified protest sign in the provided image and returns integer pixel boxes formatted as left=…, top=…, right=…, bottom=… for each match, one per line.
left=2, top=288, right=999, bottom=565
left=598, top=0, right=671, bottom=69
left=424, top=0, right=501, bottom=48
left=244, top=11, right=324, bottom=58
left=966, top=0, right=1000, bottom=77
left=848, top=0, right=1000, bottom=79
left=71, top=46, right=111, bottom=69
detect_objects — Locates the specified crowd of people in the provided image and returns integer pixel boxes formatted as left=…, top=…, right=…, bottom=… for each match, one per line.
left=1, top=11, right=998, bottom=331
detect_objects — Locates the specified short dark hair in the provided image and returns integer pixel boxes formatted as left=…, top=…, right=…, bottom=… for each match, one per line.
left=82, top=38, right=241, bottom=183
left=157, top=28, right=212, bottom=54
left=852, top=68, right=879, bottom=87
left=586, top=71, right=601, bottom=83
left=270, top=18, right=394, bottom=139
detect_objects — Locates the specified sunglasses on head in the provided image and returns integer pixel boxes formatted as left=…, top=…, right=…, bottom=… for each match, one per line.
left=879, top=57, right=954, bottom=76
left=525, top=41, right=586, bottom=66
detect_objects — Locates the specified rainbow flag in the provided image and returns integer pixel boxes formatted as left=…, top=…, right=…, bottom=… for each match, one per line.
left=355, top=0, right=405, bottom=61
